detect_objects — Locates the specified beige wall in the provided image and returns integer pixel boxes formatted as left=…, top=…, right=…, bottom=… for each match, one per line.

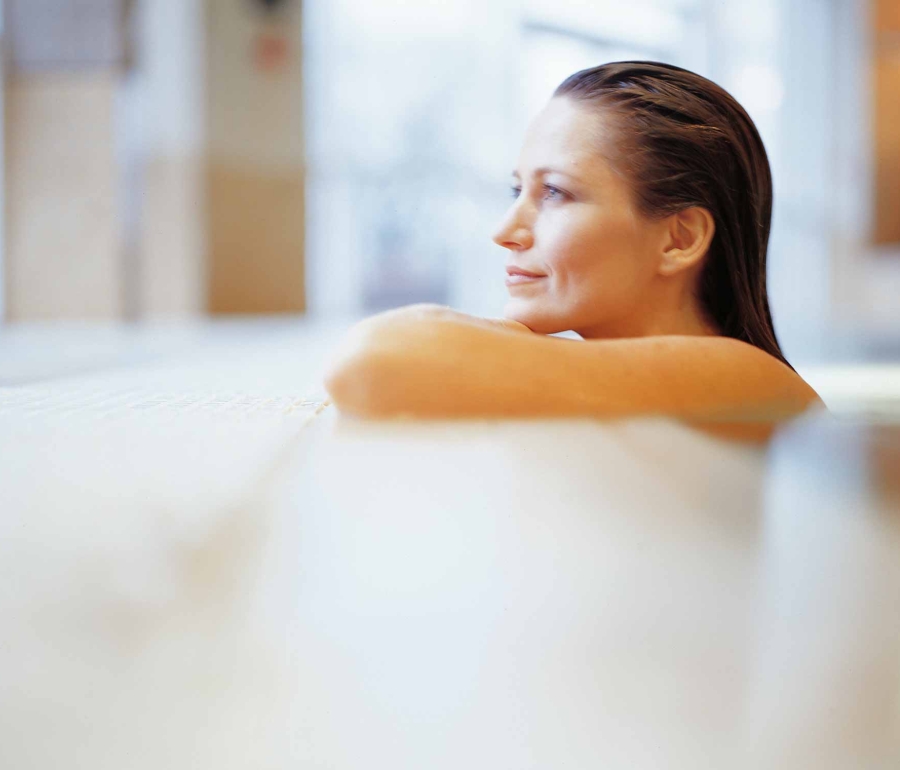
left=5, top=72, right=122, bottom=321
left=205, top=0, right=305, bottom=314
left=874, top=0, right=900, bottom=245
left=207, top=163, right=304, bottom=314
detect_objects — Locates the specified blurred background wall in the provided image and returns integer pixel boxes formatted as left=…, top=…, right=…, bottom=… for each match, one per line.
left=0, top=0, right=897, bottom=363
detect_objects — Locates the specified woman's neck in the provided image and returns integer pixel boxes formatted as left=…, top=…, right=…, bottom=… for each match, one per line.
left=576, top=279, right=720, bottom=340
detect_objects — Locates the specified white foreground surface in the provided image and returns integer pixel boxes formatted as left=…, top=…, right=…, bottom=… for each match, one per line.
left=1, top=321, right=898, bottom=769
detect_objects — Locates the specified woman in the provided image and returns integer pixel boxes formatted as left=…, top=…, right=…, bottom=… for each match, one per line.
left=323, top=61, right=823, bottom=438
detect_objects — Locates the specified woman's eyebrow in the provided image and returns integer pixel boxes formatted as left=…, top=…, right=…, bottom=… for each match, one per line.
left=511, top=167, right=583, bottom=183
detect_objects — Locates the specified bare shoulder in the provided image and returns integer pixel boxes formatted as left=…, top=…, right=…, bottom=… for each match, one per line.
left=595, top=333, right=824, bottom=415
left=675, top=335, right=818, bottom=392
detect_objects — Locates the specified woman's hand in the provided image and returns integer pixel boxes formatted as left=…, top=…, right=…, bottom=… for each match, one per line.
left=482, top=317, right=534, bottom=334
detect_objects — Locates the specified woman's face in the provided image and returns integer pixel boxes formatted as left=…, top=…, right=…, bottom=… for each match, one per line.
left=493, top=97, right=668, bottom=338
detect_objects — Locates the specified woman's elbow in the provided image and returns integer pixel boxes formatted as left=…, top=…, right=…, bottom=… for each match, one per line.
left=322, top=308, right=451, bottom=417
left=322, top=324, right=406, bottom=418
left=324, top=347, right=388, bottom=418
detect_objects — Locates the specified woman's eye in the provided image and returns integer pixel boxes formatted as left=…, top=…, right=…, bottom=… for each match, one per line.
left=508, top=184, right=567, bottom=201
left=543, top=184, right=566, bottom=200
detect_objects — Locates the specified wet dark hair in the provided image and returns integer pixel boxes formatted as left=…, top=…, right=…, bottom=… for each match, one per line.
left=554, top=61, right=790, bottom=368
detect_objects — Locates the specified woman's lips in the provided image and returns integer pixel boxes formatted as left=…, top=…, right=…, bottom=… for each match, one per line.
left=505, top=267, right=546, bottom=287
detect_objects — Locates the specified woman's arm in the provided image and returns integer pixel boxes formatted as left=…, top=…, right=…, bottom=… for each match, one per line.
left=323, top=305, right=823, bottom=427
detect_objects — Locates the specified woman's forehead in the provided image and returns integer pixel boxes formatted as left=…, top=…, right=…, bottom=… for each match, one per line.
left=516, top=98, right=615, bottom=180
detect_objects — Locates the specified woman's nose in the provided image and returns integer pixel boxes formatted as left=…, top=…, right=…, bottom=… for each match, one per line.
left=492, top=206, right=534, bottom=251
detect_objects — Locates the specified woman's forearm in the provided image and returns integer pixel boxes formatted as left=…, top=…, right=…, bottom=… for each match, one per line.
left=322, top=314, right=820, bottom=420
left=322, top=308, right=821, bottom=423
left=323, top=308, right=542, bottom=418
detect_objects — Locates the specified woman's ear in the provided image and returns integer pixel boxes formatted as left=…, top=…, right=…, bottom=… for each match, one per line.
left=658, top=207, right=715, bottom=276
